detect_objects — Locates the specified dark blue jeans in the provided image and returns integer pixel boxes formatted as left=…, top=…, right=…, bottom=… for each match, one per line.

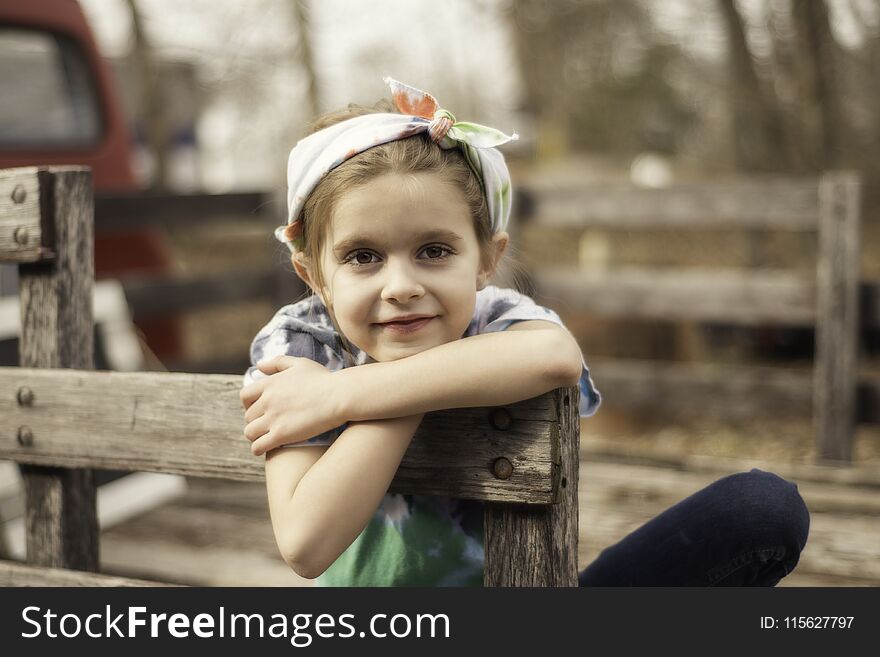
left=578, top=468, right=810, bottom=586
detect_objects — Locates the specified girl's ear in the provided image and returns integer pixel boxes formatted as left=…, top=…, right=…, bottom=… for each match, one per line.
left=478, top=231, right=509, bottom=290
left=292, top=252, right=323, bottom=300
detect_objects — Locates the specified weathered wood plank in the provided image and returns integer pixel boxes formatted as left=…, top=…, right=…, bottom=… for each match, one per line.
left=587, top=357, right=814, bottom=419
left=814, top=173, right=862, bottom=462
left=0, top=167, right=55, bottom=263
left=16, top=167, right=99, bottom=572
left=484, top=385, right=579, bottom=586
left=534, top=267, right=816, bottom=325
left=521, top=179, right=820, bottom=230
left=0, top=560, right=174, bottom=586
left=0, top=367, right=564, bottom=504
left=576, top=357, right=880, bottom=424
left=93, top=191, right=271, bottom=232
left=119, top=267, right=276, bottom=320
left=580, top=435, right=880, bottom=490
left=100, top=535, right=309, bottom=587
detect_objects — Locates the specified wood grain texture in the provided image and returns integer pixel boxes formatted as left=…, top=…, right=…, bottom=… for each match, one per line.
left=118, top=267, right=275, bottom=320
left=484, top=385, right=579, bottom=586
left=0, top=167, right=55, bottom=263
left=0, top=367, right=564, bottom=504
left=15, top=167, right=99, bottom=571
left=814, top=173, right=862, bottom=462
left=93, top=190, right=269, bottom=231
left=522, top=179, right=820, bottom=230
left=0, top=560, right=175, bottom=586
left=534, top=267, right=816, bottom=325
left=589, top=357, right=814, bottom=419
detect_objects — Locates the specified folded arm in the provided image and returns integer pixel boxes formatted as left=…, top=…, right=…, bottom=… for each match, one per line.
left=337, top=321, right=583, bottom=422
left=265, top=413, right=425, bottom=579
left=244, top=320, right=582, bottom=456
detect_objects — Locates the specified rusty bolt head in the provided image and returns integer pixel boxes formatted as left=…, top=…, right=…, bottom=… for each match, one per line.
left=492, top=457, right=513, bottom=480
left=489, top=408, right=511, bottom=431
left=14, top=226, right=29, bottom=246
left=11, top=184, right=26, bottom=204
left=17, top=387, right=34, bottom=406
left=17, top=426, right=34, bottom=447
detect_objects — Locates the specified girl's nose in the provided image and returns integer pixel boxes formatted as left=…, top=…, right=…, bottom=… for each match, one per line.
left=379, top=259, right=425, bottom=303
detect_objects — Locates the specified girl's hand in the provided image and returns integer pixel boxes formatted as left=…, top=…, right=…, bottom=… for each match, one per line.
left=240, top=355, right=345, bottom=456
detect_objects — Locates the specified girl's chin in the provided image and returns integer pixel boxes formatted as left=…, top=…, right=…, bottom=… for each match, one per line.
left=368, top=342, right=442, bottom=362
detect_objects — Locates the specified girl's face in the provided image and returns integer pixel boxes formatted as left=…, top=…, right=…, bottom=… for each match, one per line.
left=297, top=172, right=507, bottom=362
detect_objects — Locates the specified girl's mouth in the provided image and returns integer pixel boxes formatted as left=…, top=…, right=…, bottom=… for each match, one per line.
left=377, top=316, right=435, bottom=333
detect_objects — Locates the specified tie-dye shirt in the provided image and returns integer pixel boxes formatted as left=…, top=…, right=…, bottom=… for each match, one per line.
left=242, top=285, right=601, bottom=586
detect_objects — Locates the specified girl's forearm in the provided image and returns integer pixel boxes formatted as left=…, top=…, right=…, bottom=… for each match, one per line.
left=336, top=328, right=577, bottom=422
left=278, top=413, right=424, bottom=579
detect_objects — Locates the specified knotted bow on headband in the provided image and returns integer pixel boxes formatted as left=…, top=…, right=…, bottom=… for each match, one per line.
left=277, top=77, right=518, bottom=253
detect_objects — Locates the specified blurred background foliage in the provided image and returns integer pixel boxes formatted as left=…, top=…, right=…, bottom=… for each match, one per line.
left=508, top=0, right=880, bottom=178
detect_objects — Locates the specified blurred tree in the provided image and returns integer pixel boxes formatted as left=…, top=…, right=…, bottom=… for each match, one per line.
left=508, top=0, right=880, bottom=184
left=508, top=0, right=698, bottom=162
left=288, top=0, right=321, bottom=119
left=125, top=0, right=170, bottom=191
left=790, top=0, right=844, bottom=169
left=717, top=0, right=791, bottom=171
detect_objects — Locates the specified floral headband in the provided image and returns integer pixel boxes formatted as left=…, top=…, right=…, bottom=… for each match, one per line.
left=277, top=77, right=519, bottom=253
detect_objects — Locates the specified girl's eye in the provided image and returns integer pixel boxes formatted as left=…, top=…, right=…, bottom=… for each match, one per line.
left=342, top=244, right=455, bottom=267
left=342, top=251, right=377, bottom=266
left=422, top=244, right=454, bottom=260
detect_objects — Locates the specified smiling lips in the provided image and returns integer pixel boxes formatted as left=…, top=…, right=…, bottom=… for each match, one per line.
left=376, top=316, right=436, bottom=333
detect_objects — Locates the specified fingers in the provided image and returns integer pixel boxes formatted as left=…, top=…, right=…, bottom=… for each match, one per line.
left=256, top=355, right=298, bottom=374
left=251, top=433, right=277, bottom=457
left=243, top=415, right=271, bottom=443
left=239, top=379, right=265, bottom=409
left=243, top=398, right=264, bottom=424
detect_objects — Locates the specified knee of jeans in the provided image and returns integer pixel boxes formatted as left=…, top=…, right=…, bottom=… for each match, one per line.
left=717, top=468, right=811, bottom=552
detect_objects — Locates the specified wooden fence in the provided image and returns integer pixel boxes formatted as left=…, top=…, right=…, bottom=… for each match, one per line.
left=0, top=165, right=579, bottom=586
left=520, top=174, right=869, bottom=463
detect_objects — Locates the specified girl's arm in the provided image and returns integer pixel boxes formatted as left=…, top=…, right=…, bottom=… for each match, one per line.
left=337, top=321, right=583, bottom=422
left=265, top=413, right=424, bottom=579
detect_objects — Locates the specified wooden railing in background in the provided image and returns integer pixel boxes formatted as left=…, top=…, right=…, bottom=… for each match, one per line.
left=520, top=174, right=866, bottom=463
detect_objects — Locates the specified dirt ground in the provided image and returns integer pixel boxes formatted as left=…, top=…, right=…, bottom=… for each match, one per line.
left=583, top=408, right=880, bottom=465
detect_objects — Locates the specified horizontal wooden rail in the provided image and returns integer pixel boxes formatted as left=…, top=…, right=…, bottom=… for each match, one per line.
left=519, top=179, right=820, bottom=230
left=0, top=367, right=568, bottom=505
left=589, top=356, right=880, bottom=424
left=0, top=561, right=175, bottom=586
left=118, top=268, right=276, bottom=320
left=94, top=191, right=276, bottom=231
left=535, top=267, right=880, bottom=330
left=535, top=267, right=816, bottom=325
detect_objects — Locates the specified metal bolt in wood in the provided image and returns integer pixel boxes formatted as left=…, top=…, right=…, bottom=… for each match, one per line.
left=492, top=457, right=513, bottom=480
left=17, top=387, right=35, bottom=406
left=14, top=226, right=29, bottom=246
left=17, top=426, right=34, bottom=447
left=11, top=184, right=26, bottom=204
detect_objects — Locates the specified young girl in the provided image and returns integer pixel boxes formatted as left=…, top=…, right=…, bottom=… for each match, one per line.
left=239, top=78, right=810, bottom=587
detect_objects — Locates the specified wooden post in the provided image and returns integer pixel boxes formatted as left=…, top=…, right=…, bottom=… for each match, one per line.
left=814, top=172, right=861, bottom=463
left=4, top=166, right=100, bottom=570
left=484, top=386, right=579, bottom=586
